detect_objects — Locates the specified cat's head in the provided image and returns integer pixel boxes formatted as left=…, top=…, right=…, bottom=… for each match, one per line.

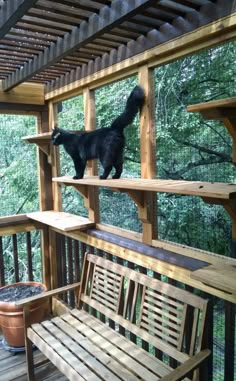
left=51, top=126, right=63, bottom=145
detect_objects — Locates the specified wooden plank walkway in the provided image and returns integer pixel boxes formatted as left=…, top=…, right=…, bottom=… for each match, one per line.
left=0, top=334, right=67, bottom=381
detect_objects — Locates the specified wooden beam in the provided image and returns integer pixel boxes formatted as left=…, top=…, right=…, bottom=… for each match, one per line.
left=49, top=102, right=62, bottom=211
left=138, top=65, right=157, bottom=244
left=83, top=87, right=100, bottom=223
left=0, top=0, right=38, bottom=38
left=45, top=12, right=236, bottom=103
left=0, top=81, right=44, bottom=105
left=2, top=0, right=158, bottom=91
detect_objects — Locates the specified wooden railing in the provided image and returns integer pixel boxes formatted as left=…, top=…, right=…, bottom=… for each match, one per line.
left=0, top=215, right=42, bottom=286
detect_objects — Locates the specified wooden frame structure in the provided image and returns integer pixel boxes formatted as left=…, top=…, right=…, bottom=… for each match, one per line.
left=0, top=1, right=236, bottom=380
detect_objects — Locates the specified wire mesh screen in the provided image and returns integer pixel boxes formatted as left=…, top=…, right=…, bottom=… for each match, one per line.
left=155, top=40, right=236, bottom=381
left=155, top=40, right=236, bottom=257
left=0, top=114, right=39, bottom=216
left=95, top=77, right=142, bottom=231
left=57, top=96, right=88, bottom=217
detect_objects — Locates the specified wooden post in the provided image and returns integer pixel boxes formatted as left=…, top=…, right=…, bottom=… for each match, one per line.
left=36, top=109, right=53, bottom=289
left=138, top=65, right=157, bottom=244
left=49, top=101, right=62, bottom=211
left=83, top=87, right=100, bottom=223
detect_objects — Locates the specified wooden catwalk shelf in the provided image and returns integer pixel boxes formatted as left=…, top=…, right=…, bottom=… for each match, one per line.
left=22, top=132, right=52, bottom=144
left=52, top=176, right=236, bottom=200
left=27, top=211, right=95, bottom=232
left=187, top=96, right=236, bottom=116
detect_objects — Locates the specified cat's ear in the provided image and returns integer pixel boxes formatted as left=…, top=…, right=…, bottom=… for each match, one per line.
left=52, top=124, right=59, bottom=131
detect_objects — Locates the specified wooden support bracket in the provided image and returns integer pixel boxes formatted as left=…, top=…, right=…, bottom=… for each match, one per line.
left=202, top=197, right=236, bottom=222
left=72, top=184, right=98, bottom=223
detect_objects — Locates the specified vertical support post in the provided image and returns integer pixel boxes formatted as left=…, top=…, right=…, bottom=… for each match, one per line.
left=49, top=101, right=62, bottom=211
left=83, top=87, right=100, bottom=223
left=37, top=108, right=53, bottom=289
left=37, top=111, right=53, bottom=211
left=138, top=65, right=157, bottom=244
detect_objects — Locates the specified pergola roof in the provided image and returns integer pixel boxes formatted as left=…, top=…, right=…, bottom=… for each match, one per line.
left=0, top=0, right=235, bottom=94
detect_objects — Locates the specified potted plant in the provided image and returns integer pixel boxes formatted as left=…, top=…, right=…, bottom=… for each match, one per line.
left=0, top=281, right=48, bottom=349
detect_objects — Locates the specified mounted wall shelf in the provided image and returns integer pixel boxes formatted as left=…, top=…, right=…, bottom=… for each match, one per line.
left=187, top=97, right=236, bottom=162
left=191, top=264, right=236, bottom=295
left=52, top=176, right=236, bottom=200
left=22, top=133, right=52, bottom=158
left=27, top=211, right=95, bottom=232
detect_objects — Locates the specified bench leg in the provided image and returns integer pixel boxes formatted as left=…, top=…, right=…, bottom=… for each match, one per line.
left=25, top=335, right=35, bottom=381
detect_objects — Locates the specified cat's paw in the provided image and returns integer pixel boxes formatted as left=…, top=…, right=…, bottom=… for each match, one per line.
left=112, top=174, right=121, bottom=179
left=73, top=175, right=83, bottom=180
left=99, top=175, right=107, bottom=180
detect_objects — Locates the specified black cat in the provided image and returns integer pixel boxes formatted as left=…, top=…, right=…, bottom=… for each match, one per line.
left=51, top=85, right=145, bottom=180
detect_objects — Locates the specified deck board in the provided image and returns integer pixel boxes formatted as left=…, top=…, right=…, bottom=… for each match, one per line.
left=0, top=334, right=67, bottom=381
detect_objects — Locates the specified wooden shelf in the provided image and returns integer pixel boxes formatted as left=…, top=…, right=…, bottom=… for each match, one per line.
left=191, top=264, right=236, bottom=295
left=187, top=97, right=236, bottom=162
left=22, top=132, right=52, bottom=144
left=52, top=176, right=236, bottom=200
left=22, top=133, right=52, bottom=157
left=187, top=97, right=236, bottom=114
left=27, top=211, right=95, bottom=232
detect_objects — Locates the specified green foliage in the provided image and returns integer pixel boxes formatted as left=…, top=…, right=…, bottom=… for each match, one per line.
left=155, top=41, right=236, bottom=255
left=0, top=114, right=39, bottom=216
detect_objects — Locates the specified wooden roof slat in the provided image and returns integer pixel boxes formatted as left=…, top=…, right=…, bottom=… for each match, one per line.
left=22, top=15, right=74, bottom=32
left=52, top=0, right=106, bottom=13
left=35, top=0, right=92, bottom=19
left=16, top=21, right=67, bottom=36
left=5, top=35, right=52, bottom=47
left=0, top=38, right=44, bottom=52
left=2, top=0, right=159, bottom=91
left=0, top=0, right=38, bottom=39
left=0, top=42, right=42, bottom=54
left=0, top=47, right=34, bottom=58
left=10, top=28, right=58, bottom=42
left=28, top=8, right=86, bottom=25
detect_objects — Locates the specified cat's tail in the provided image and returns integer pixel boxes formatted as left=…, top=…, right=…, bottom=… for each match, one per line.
left=110, top=85, right=145, bottom=131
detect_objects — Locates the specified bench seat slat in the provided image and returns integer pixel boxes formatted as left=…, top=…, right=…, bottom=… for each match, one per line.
left=60, top=312, right=160, bottom=381
left=75, top=310, right=191, bottom=381
left=41, top=319, right=122, bottom=381
left=28, top=327, right=86, bottom=381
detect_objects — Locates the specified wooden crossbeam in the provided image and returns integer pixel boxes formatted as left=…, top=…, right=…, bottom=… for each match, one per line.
left=0, top=0, right=38, bottom=39
left=2, top=0, right=158, bottom=91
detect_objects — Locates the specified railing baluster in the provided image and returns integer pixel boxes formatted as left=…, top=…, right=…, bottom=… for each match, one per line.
left=12, top=234, right=19, bottom=282
left=26, top=232, right=33, bottom=281
left=225, top=301, right=235, bottom=381
left=0, top=237, right=5, bottom=286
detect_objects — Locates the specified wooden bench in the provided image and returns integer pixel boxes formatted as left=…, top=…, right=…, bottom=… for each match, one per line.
left=18, top=253, right=210, bottom=381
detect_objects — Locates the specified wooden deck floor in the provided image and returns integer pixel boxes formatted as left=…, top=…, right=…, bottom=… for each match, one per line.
left=0, top=334, right=67, bottom=381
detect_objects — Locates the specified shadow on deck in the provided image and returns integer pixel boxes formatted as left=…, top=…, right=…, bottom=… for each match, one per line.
left=0, top=334, right=67, bottom=381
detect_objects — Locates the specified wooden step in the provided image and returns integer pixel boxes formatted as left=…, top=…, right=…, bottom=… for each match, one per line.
left=27, top=211, right=95, bottom=232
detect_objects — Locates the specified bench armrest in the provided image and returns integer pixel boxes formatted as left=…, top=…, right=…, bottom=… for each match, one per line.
left=160, top=349, right=211, bottom=381
left=15, top=282, right=81, bottom=308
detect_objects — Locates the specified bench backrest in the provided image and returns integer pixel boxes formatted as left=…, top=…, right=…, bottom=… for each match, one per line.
left=79, top=253, right=208, bottom=363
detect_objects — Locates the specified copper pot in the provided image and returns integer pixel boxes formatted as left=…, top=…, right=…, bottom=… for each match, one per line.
left=0, top=281, right=48, bottom=347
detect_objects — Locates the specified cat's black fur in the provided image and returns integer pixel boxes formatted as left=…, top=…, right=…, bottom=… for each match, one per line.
left=51, top=85, right=145, bottom=180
